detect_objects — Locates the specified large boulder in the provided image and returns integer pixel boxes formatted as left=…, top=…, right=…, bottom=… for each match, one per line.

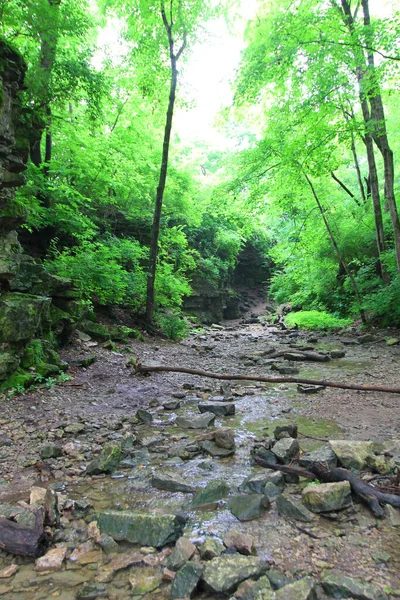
left=96, top=511, right=187, bottom=547
left=329, top=440, right=375, bottom=471
left=202, top=555, right=268, bottom=594
left=322, top=572, right=387, bottom=600
left=302, top=481, right=352, bottom=513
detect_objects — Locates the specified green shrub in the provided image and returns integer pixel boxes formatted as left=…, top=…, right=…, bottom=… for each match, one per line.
left=284, top=310, right=352, bottom=330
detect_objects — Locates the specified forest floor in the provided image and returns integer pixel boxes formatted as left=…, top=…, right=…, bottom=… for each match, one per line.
left=0, top=289, right=400, bottom=599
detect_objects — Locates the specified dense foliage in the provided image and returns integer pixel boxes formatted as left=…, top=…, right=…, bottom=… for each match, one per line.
left=2, top=0, right=400, bottom=330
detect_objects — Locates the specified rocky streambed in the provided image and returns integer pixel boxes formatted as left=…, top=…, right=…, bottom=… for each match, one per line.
left=0, top=302, right=400, bottom=600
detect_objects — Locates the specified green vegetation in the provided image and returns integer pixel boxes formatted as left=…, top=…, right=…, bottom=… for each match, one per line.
left=1, top=0, right=400, bottom=333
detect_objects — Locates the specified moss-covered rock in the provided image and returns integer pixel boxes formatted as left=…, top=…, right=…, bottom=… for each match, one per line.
left=0, top=293, right=51, bottom=343
left=96, top=511, right=188, bottom=547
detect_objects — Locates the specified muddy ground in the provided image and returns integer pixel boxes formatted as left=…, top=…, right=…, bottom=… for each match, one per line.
left=0, top=289, right=400, bottom=599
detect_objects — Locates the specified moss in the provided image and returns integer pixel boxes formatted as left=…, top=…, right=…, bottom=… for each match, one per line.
left=0, top=369, right=37, bottom=391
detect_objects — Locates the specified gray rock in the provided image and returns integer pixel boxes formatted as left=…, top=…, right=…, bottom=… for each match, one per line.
left=253, top=448, right=278, bottom=465
left=228, top=494, right=270, bottom=521
left=40, top=444, right=62, bottom=459
left=198, top=402, right=235, bottom=416
left=275, top=577, right=316, bottom=600
left=163, top=400, right=181, bottom=410
left=322, top=572, right=387, bottom=600
left=96, top=511, right=187, bottom=547
left=239, top=472, right=276, bottom=494
left=167, top=537, right=196, bottom=570
left=171, top=561, right=203, bottom=599
left=274, top=424, right=298, bottom=439
left=86, top=442, right=122, bottom=475
left=329, top=440, right=375, bottom=471
left=267, top=569, right=294, bottom=590
left=271, top=438, right=299, bottom=464
left=299, top=445, right=337, bottom=469
left=65, top=423, right=85, bottom=434
left=201, top=440, right=236, bottom=457
left=176, top=412, right=216, bottom=429
left=202, top=555, right=268, bottom=593
left=187, top=480, right=230, bottom=509
left=276, top=494, right=314, bottom=522
left=151, top=471, right=197, bottom=493
left=199, top=538, right=225, bottom=560
left=271, top=364, right=299, bottom=375
left=263, top=482, right=281, bottom=500
left=302, top=481, right=352, bottom=513
left=214, top=428, right=235, bottom=449
left=136, top=409, right=153, bottom=424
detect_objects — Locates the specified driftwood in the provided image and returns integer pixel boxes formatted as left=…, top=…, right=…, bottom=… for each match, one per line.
left=134, top=362, right=400, bottom=395
left=254, top=458, right=400, bottom=517
left=0, top=508, right=50, bottom=557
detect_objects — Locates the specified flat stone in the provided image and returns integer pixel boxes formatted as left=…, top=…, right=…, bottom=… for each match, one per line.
left=202, top=555, right=268, bottom=593
left=228, top=494, right=270, bottom=521
left=96, top=552, right=145, bottom=582
left=151, top=471, right=197, bottom=493
left=187, top=480, right=230, bottom=508
left=198, top=402, right=235, bottom=416
left=171, top=561, right=203, bottom=599
left=223, top=530, right=256, bottom=555
left=35, top=547, right=67, bottom=572
left=69, top=540, right=101, bottom=565
left=129, top=566, right=163, bottom=596
left=96, top=510, right=187, bottom=547
left=0, top=565, right=18, bottom=579
left=201, top=439, right=236, bottom=457
left=276, top=494, right=314, bottom=522
left=329, top=440, right=375, bottom=471
left=167, top=537, right=196, bottom=570
left=299, top=445, right=337, bottom=469
left=76, top=582, right=108, bottom=599
left=176, top=412, right=216, bottom=429
left=322, top=572, right=388, bottom=600
left=271, top=438, right=299, bottom=464
left=302, top=481, right=352, bottom=513
left=275, top=577, right=316, bottom=600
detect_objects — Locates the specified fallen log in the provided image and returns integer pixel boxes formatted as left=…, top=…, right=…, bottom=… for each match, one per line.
left=134, top=363, right=400, bottom=395
left=0, top=508, right=50, bottom=557
left=254, top=458, right=400, bottom=517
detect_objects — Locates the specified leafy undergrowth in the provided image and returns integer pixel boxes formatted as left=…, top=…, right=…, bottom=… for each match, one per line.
left=284, top=310, right=352, bottom=330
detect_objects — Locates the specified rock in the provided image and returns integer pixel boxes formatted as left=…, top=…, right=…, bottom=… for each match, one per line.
left=358, top=333, right=375, bottom=344
left=263, top=482, right=281, bottom=500
left=276, top=494, right=314, bottom=522
left=330, top=350, right=346, bottom=358
left=223, top=530, right=256, bottom=555
left=271, top=364, right=299, bottom=375
left=163, top=400, right=181, bottom=410
left=302, top=481, right=352, bottom=513
left=40, top=444, right=62, bottom=459
left=198, top=401, right=235, bottom=416
left=267, top=569, right=294, bottom=590
left=96, top=511, right=187, bottom=547
left=275, top=577, right=316, bottom=600
left=129, top=566, right=163, bottom=596
left=299, top=445, right=337, bottom=469
left=239, top=471, right=281, bottom=494
left=62, top=441, right=81, bottom=456
left=215, top=428, right=236, bottom=448
left=329, top=440, right=375, bottom=470
left=30, top=486, right=59, bottom=526
left=384, top=504, right=400, bottom=526
left=199, top=538, right=225, bottom=560
left=228, top=494, right=270, bottom=521
left=274, top=424, right=298, bottom=439
left=76, top=582, right=108, bottom=599
left=171, top=561, right=203, bottom=599
left=70, top=540, right=102, bottom=565
left=221, top=382, right=233, bottom=400
left=176, top=412, right=216, bottom=429
left=64, top=423, right=85, bottom=434
left=86, top=442, right=122, bottom=475
left=99, top=534, right=120, bottom=554
left=253, top=448, right=278, bottom=465
left=35, top=547, right=67, bottom=572
left=201, top=439, right=236, bottom=457
left=386, top=337, right=399, bottom=346
left=322, top=572, right=387, bottom=600
left=297, top=384, right=325, bottom=394
left=235, top=576, right=273, bottom=600
left=0, top=565, right=18, bottom=579
left=151, top=471, right=197, bottom=493
left=187, top=480, right=230, bottom=508
left=202, top=555, right=268, bottom=594
left=271, top=438, right=299, bottom=464
left=96, top=552, right=144, bottom=582
left=167, top=537, right=196, bottom=570
left=136, top=409, right=153, bottom=424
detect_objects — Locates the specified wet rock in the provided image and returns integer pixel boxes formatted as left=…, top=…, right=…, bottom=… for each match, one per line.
left=271, top=437, right=299, bottom=464
left=276, top=494, right=314, bottom=522
left=151, top=471, right=197, bottom=493
left=275, top=577, right=316, bottom=599
left=70, top=540, right=102, bottom=565
left=322, top=572, right=387, bottom=600
left=198, top=401, right=235, bottom=416
left=168, top=439, right=201, bottom=460
left=96, top=510, right=187, bottom=546
left=96, top=551, right=144, bottom=583
left=136, top=409, right=153, bottom=424
left=171, top=561, right=203, bottom=599
left=299, top=445, right=337, bottom=469
left=0, top=565, right=18, bottom=579
left=202, top=555, right=268, bottom=594
left=302, top=481, right=352, bottom=513
left=228, top=494, right=270, bottom=521
left=223, top=530, right=256, bottom=555
left=76, top=582, right=108, bottom=600
left=86, top=442, right=122, bottom=475
left=201, top=439, right=236, bottom=457
left=40, top=444, right=62, bottom=459
left=35, top=546, right=67, bottom=572
left=187, top=480, right=230, bottom=509
left=64, top=423, right=85, bottom=434
left=263, top=482, right=281, bottom=500
left=199, top=538, right=224, bottom=560
left=329, top=440, right=375, bottom=471
left=176, top=412, right=216, bottom=429
left=167, top=537, right=196, bottom=570
left=267, top=569, right=294, bottom=590
left=129, top=566, right=163, bottom=596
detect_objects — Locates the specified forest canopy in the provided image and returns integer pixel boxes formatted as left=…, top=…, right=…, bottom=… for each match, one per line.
left=2, top=0, right=400, bottom=332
